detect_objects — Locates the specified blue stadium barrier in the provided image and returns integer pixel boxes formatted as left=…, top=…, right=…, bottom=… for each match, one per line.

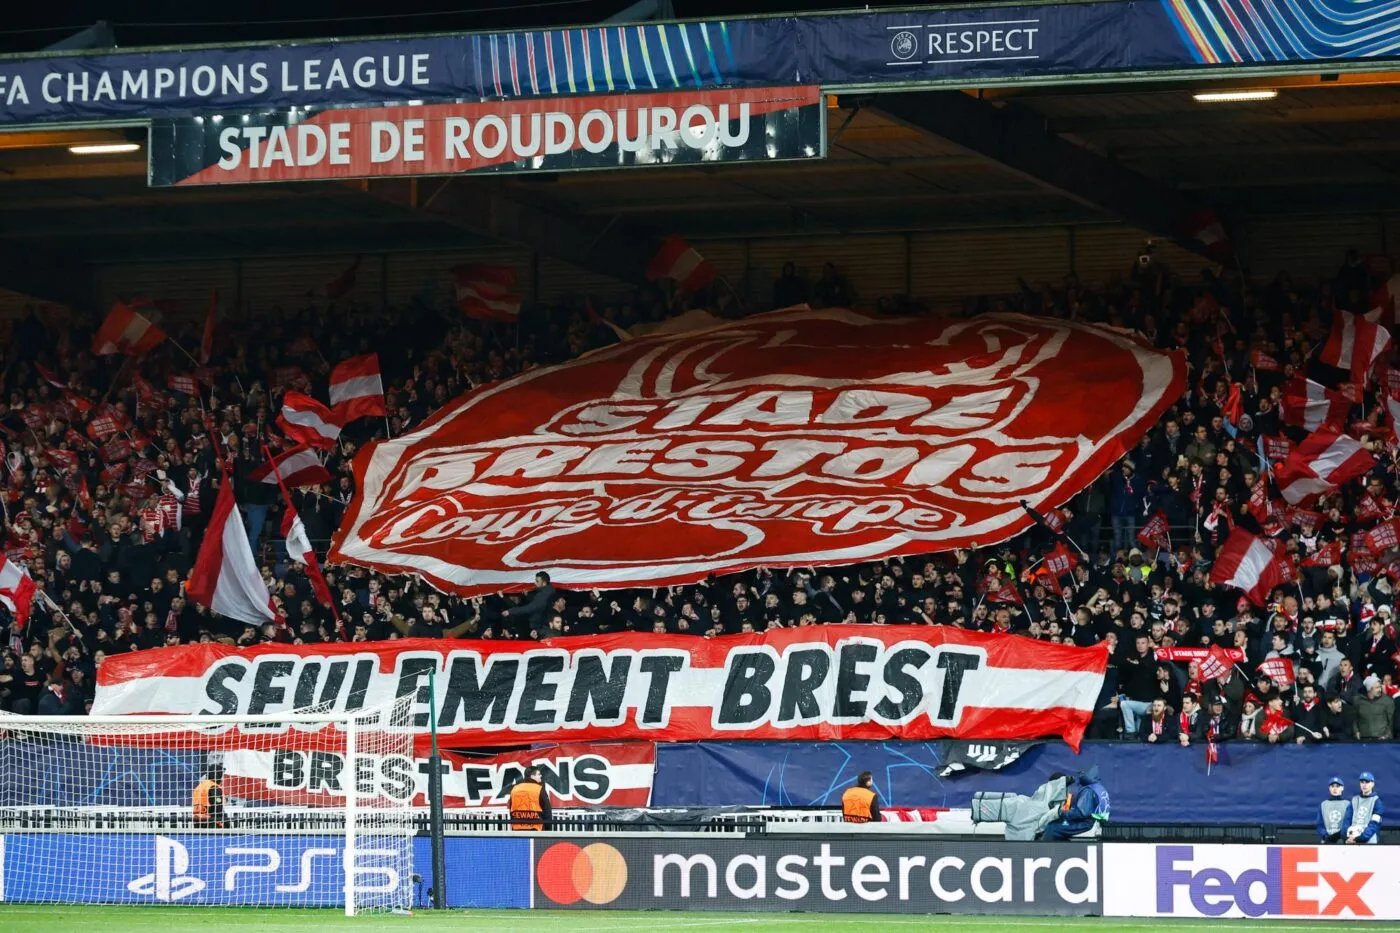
left=651, top=740, right=1400, bottom=824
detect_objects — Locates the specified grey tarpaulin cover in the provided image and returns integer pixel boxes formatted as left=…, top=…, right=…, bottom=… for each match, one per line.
left=970, top=775, right=1069, bottom=841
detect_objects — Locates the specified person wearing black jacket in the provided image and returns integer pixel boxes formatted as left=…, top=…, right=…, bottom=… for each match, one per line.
left=1177, top=693, right=1209, bottom=746
left=501, top=572, right=557, bottom=635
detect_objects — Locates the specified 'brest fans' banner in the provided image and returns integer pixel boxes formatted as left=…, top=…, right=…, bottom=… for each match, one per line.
left=147, top=86, right=824, bottom=187
left=222, top=741, right=654, bottom=808
left=330, top=308, right=1185, bottom=593
left=92, top=626, right=1108, bottom=748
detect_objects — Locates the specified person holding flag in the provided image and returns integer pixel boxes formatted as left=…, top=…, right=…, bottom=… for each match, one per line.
left=262, top=444, right=341, bottom=637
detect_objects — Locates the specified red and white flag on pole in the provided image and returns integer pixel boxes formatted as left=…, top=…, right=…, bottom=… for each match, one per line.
left=1386, top=391, right=1400, bottom=445
left=1137, top=510, right=1171, bottom=551
left=308, top=256, right=361, bottom=300
left=1185, top=209, right=1233, bottom=260
left=1249, top=349, right=1282, bottom=372
left=262, top=444, right=340, bottom=632
left=1320, top=310, right=1391, bottom=387
left=184, top=479, right=275, bottom=626
left=1280, top=377, right=1349, bottom=432
left=1257, top=657, right=1296, bottom=689
left=1208, top=528, right=1293, bottom=606
left=200, top=287, right=218, bottom=365
left=1365, top=518, right=1400, bottom=555
left=328, top=353, right=386, bottom=422
left=1198, top=644, right=1234, bottom=682
left=453, top=264, right=522, bottom=322
left=92, top=300, right=167, bottom=357
left=34, top=363, right=66, bottom=389
left=277, top=392, right=344, bottom=450
left=646, top=236, right=717, bottom=294
left=0, top=556, right=37, bottom=633
left=251, top=445, right=332, bottom=489
left=1274, top=429, right=1375, bottom=505
left=1370, top=274, right=1400, bottom=326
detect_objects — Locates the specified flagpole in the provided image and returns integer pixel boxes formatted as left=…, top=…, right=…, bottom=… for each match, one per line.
left=261, top=442, right=340, bottom=630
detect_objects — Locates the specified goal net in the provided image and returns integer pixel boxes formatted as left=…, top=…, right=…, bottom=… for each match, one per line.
left=0, top=697, right=416, bottom=914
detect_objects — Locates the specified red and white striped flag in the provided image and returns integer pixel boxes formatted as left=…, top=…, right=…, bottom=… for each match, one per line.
left=453, top=264, right=522, bottom=322
left=1320, top=310, right=1391, bottom=387
left=34, top=363, right=66, bottom=389
left=92, top=300, right=167, bottom=357
left=185, top=479, right=275, bottom=626
left=277, top=392, right=344, bottom=450
left=0, top=556, right=37, bottom=633
left=1280, top=377, right=1349, bottom=432
left=646, top=236, right=717, bottom=294
left=1274, top=429, right=1375, bottom=505
left=262, top=443, right=340, bottom=632
left=1386, top=391, right=1400, bottom=445
left=328, top=353, right=386, bottom=422
left=250, top=445, right=332, bottom=489
left=1208, top=528, right=1293, bottom=606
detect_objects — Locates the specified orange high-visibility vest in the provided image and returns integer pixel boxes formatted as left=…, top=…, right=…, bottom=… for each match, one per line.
left=192, top=779, right=221, bottom=825
left=842, top=786, right=876, bottom=823
left=510, top=782, right=544, bottom=831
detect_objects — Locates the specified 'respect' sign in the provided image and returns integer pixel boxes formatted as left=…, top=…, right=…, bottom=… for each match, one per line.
left=331, top=308, right=1184, bottom=594
left=147, top=86, right=823, bottom=186
left=1103, top=844, right=1400, bottom=921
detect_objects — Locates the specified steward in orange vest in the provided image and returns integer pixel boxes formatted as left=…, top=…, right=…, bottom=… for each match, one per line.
left=192, top=761, right=226, bottom=828
left=842, top=771, right=881, bottom=824
left=509, top=766, right=553, bottom=831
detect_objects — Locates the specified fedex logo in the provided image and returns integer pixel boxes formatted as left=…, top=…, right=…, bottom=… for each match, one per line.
left=1157, top=846, right=1373, bottom=918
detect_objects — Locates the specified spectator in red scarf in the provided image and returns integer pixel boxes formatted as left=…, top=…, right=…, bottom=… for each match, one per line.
left=1177, top=693, right=1208, bottom=746
left=1138, top=697, right=1178, bottom=743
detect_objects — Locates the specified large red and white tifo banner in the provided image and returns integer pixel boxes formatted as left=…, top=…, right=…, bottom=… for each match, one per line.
left=93, top=626, right=1108, bottom=749
left=222, top=741, right=654, bottom=809
left=330, top=308, right=1185, bottom=594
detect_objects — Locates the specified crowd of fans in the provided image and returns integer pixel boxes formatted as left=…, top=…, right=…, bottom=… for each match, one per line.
left=1, top=250, right=1398, bottom=746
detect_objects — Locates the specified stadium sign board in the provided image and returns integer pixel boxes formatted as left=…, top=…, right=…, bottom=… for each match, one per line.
left=92, top=626, right=1108, bottom=749
left=1, top=2, right=1394, bottom=127
left=533, top=837, right=1101, bottom=914
left=331, top=308, right=1185, bottom=593
left=1103, top=843, right=1400, bottom=920
left=146, top=86, right=824, bottom=186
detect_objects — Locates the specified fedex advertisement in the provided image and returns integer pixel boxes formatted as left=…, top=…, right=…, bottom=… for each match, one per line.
left=1103, top=844, right=1400, bottom=921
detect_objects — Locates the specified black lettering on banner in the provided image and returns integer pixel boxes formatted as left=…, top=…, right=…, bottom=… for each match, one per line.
left=565, top=653, right=630, bottom=724
left=317, top=659, right=350, bottom=707
left=347, top=658, right=375, bottom=710
left=719, top=651, right=775, bottom=725
left=292, top=661, right=323, bottom=709
left=936, top=650, right=982, bottom=722
left=638, top=655, right=685, bottom=725
left=200, top=661, right=245, bottom=715
left=538, top=762, right=567, bottom=795
left=439, top=655, right=519, bottom=727
left=572, top=756, right=610, bottom=802
left=381, top=755, right=415, bottom=801
left=874, top=647, right=931, bottom=721
left=272, top=750, right=305, bottom=789
left=518, top=655, right=566, bottom=726
left=834, top=643, right=877, bottom=719
left=778, top=648, right=831, bottom=722
left=464, top=765, right=494, bottom=803
left=308, top=750, right=342, bottom=792
left=247, top=660, right=295, bottom=715
left=355, top=753, right=376, bottom=795
left=498, top=765, right=526, bottom=796
left=395, top=656, right=437, bottom=728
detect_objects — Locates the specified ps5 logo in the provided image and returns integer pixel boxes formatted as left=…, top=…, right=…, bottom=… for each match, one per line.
left=128, top=836, right=207, bottom=901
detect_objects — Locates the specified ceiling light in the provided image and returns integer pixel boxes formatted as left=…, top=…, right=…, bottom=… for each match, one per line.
left=68, top=142, right=141, bottom=155
left=1192, top=89, right=1278, bottom=103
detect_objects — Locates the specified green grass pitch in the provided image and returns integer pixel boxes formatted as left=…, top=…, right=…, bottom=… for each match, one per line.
left=0, top=907, right=1394, bottom=932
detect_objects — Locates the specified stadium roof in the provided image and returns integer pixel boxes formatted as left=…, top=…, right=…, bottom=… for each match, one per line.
left=3, top=69, right=1400, bottom=307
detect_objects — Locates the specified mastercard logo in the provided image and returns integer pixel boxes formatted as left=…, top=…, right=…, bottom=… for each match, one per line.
left=537, top=842, right=628, bottom=905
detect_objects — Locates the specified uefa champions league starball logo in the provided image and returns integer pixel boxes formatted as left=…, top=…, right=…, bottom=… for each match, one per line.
left=890, top=30, right=918, bottom=61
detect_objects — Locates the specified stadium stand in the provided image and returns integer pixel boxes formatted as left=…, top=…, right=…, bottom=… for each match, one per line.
left=2, top=252, right=1397, bottom=744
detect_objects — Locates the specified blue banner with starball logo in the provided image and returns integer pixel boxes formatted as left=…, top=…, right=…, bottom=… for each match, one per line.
left=1, top=1, right=1398, bottom=127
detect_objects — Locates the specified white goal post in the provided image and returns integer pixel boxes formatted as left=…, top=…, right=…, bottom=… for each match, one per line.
left=0, top=700, right=415, bottom=915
